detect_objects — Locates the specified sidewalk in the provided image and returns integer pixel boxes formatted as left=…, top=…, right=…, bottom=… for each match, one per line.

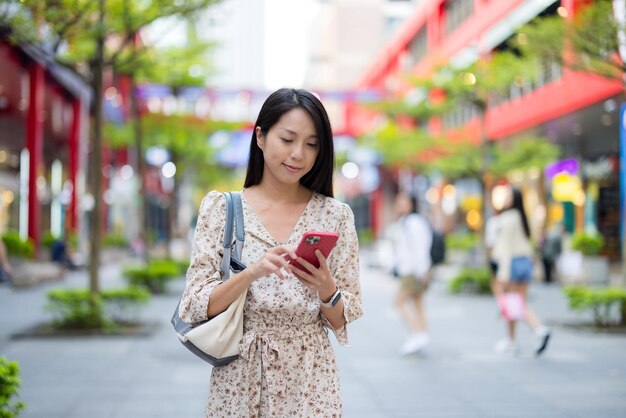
left=1, top=254, right=626, bottom=418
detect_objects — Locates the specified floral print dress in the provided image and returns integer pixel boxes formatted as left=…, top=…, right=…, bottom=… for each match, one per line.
left=179, top=190, right=364, bottom=418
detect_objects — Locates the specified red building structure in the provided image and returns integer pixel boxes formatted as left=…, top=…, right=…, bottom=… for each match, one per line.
left=0, top=34, right=90, bottom=250
left=351, top=0, right=624, bottom=261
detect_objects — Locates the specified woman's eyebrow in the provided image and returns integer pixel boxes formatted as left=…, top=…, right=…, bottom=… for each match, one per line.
left=280, top=128, right=318, bottom=139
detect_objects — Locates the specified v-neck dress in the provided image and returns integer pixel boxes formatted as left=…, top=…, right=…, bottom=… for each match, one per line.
left=179, top=190, right=364, bottom=418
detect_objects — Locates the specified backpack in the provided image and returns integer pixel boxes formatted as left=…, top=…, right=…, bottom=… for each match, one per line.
left=430, top=228, right=446, bottom=265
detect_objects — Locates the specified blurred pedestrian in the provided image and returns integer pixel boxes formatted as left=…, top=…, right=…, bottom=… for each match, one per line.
left=178, top=88, right=363, bottom=417
left=390, top=192, right=432, bottom=355
left=539, top=222, right=563, bottom=284
left=0, top=238, right=12, bottom=284
left=485, top=207, right=502, bottom=295
left=492, top=186, right=550, bottom=356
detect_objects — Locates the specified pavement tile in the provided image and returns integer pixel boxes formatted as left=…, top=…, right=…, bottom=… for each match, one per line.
left=2, top=252, right=626, bottom=418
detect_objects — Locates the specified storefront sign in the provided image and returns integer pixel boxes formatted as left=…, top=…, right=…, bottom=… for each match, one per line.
left=619, top=103, right=626, bottom=263
left=552, top=173, right=583, bottom=202
left=582, top=156, right=616, bottom=181
left=544, top=158, right=579, bottom=179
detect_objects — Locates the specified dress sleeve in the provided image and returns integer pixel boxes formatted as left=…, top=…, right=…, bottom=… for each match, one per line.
left=178, top=191, right=226, bottom=324
left=323, top=203, right=364, bottom=346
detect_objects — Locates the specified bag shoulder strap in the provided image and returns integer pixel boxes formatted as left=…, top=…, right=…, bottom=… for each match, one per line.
left=220, top=192, right=246, bottom=280
left=230, top=192, right=245, bottom=260
left=220, top=192, right=235, bottom=279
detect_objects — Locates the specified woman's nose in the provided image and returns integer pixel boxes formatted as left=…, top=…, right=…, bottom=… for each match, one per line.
left=290, top=144, right=304, bottom=160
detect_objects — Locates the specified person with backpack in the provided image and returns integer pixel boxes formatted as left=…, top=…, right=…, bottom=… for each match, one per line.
left=390, top=192, right=432, bottom=355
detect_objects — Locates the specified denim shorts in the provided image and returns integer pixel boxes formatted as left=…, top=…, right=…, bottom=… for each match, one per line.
left=400, top=275, right=429, bottom=295
left=510, top=256, right=533, bottom=283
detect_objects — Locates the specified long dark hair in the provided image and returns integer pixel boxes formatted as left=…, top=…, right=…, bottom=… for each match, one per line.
left=510, top=187, right=531, bottom=238
left=243, top=88, right=335, bottom=197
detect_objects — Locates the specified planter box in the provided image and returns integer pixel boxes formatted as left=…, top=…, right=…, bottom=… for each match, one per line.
left=581, top=255, right=610, bottom=286
left=8, top=257, right=65, bottom=287
left=556, top=252, right=609, bottom=286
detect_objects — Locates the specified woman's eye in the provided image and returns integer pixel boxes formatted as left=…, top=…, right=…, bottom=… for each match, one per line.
left=281, top=138, right=293, bottom=143
left=307, top=142, right=318, bottom=148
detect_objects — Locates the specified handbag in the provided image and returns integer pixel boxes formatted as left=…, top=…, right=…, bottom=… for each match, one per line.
left=510, top=256, right=533, bottom=281
left=171, top=192, right=247, bottom=367
left=497, top=292, right=526, bottom=321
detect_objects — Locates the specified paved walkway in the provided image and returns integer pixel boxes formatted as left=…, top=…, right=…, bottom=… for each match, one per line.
left=1, top=253, right=625, bottom=418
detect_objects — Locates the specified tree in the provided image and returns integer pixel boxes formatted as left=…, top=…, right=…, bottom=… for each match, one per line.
left=515, top=0, right=625, bottom=86
left=373, top=53, right=538, bottom=236
left=514, top=0, right=626, bottom=278
left=1, top=0, right=217, bottom=320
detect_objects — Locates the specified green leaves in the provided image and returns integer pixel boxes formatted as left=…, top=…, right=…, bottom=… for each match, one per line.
left=0, top=357, right=25, bottom=418
left=564, top=286, right=626, bottom=326
left=516, top=1, right=625, bottom=82
left=365, top=120, right=440, bottom=170
left=490, top=137, right=560, bottom=178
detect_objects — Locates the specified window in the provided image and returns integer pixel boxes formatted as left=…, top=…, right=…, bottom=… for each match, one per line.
left=405, top=27, right=428, bottom=70
left=445, top=0, right=474, bottom=35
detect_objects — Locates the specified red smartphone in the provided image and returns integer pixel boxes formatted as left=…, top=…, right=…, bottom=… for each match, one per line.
left=289, top=231, right=339, bottom=271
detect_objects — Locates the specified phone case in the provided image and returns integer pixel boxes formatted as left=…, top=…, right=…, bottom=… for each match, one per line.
left=290, top=231, right=339, bottom=271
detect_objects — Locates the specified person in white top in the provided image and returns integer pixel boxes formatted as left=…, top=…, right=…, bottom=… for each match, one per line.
left=492, top=186, right=550, bottom=356
left=484, top=209, right=501, bottom=294
left=390, top=192, right=432, bottom=355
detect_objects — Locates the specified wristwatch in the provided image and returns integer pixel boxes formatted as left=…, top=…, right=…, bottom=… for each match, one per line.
left=320, top=286, right=342, bottom=308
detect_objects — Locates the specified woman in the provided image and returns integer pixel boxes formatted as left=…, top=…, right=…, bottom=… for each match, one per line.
left=492, top=186, right=550, bottom=356
left=179, top=88, right=363, bottom=417
left=390, top=192, right=432, bottom=355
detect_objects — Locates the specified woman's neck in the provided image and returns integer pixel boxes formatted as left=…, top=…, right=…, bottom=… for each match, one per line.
left=250, top=180, right=310, bottom=203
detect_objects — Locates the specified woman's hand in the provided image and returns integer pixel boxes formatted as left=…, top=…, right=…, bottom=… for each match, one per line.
left=246, top=245, right=297, bottom=281
left=290, top=250, right=337, bottom=301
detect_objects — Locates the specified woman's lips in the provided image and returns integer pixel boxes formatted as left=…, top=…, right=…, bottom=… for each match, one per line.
left=283, top=164, right=302, bottom=173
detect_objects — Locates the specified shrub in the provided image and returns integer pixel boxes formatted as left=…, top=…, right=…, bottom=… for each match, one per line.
left=445, top=232, right=477, bottom=252
left=564, top=286, right=626, bottom=326
left=571, top=232, right=604, bottom=256
left=0, top=357, right=25, bottom=418
left=123, top=259, right=180, bottom=293
left=1, top=231, right=34, bottom=259
left=46, top=289, right=107, bottom=329
left=45, top=287, right=151, bottom=329
left=449, top=268, right=492, bottom=294
left=102, top=233, right=129, bottom=248
left=41, top=232, right=58, bottom=249
left=102, top=287, right=151, bottom=324
left=357, top=228, right=374, bottom=246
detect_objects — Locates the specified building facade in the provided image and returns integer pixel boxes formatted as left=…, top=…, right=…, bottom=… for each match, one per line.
left=352, top=0, right=623, bottom=260
left=0, top=34, right=90, bottom=251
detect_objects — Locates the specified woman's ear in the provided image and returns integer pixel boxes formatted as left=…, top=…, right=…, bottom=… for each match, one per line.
left=255, top=126, right=264, bottom=149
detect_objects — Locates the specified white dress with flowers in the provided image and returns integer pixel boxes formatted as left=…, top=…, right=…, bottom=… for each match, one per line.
left=179, top=190, right=363, bottom=418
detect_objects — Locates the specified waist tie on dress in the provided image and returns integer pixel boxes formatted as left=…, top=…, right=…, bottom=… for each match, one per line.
left=239, top=321, right=324, bottom=406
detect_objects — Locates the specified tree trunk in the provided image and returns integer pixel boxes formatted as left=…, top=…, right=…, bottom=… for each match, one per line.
left=165, top=152, right=179, bottom=260
left=128, top=73, right=150, bottom=263
left=478, top=107, right=490, bottom=266
left=89, top=0, right=105, bottom=299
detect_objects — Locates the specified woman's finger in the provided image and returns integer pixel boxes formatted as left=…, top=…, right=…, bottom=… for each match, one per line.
left=295, top=256, right=318, bottom=274
left=315, top=250, right=329, bottom=270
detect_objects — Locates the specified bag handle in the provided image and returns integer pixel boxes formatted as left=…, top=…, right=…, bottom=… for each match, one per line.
left=220, top=192, right=246, bottom=280
left=231, top=192, right=245, bottom=261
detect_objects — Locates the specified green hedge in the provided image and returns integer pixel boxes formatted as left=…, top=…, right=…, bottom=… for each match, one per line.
left=1, top=231, right=34, bottom=259
left=102, top=233, right=129, bottom=248
left=46, top=287, right=151, bottom=329
left=123, top=259, right=181, bottom=293
left=445, top=232, right=477, bottom=252
left=449, top=268, right=492, bottom=294
left=0, top=357, right=25, bottom=418
left=564, top=286, right=626, bottom=326
left=571, top=232, right=604, bottom=256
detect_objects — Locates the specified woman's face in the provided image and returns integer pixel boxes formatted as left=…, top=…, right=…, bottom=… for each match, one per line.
left=256, top=108, right=319, bottom=187
left=394, top=193, right=412, bottom=217
left=503, top=185, right=514, bottom=209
